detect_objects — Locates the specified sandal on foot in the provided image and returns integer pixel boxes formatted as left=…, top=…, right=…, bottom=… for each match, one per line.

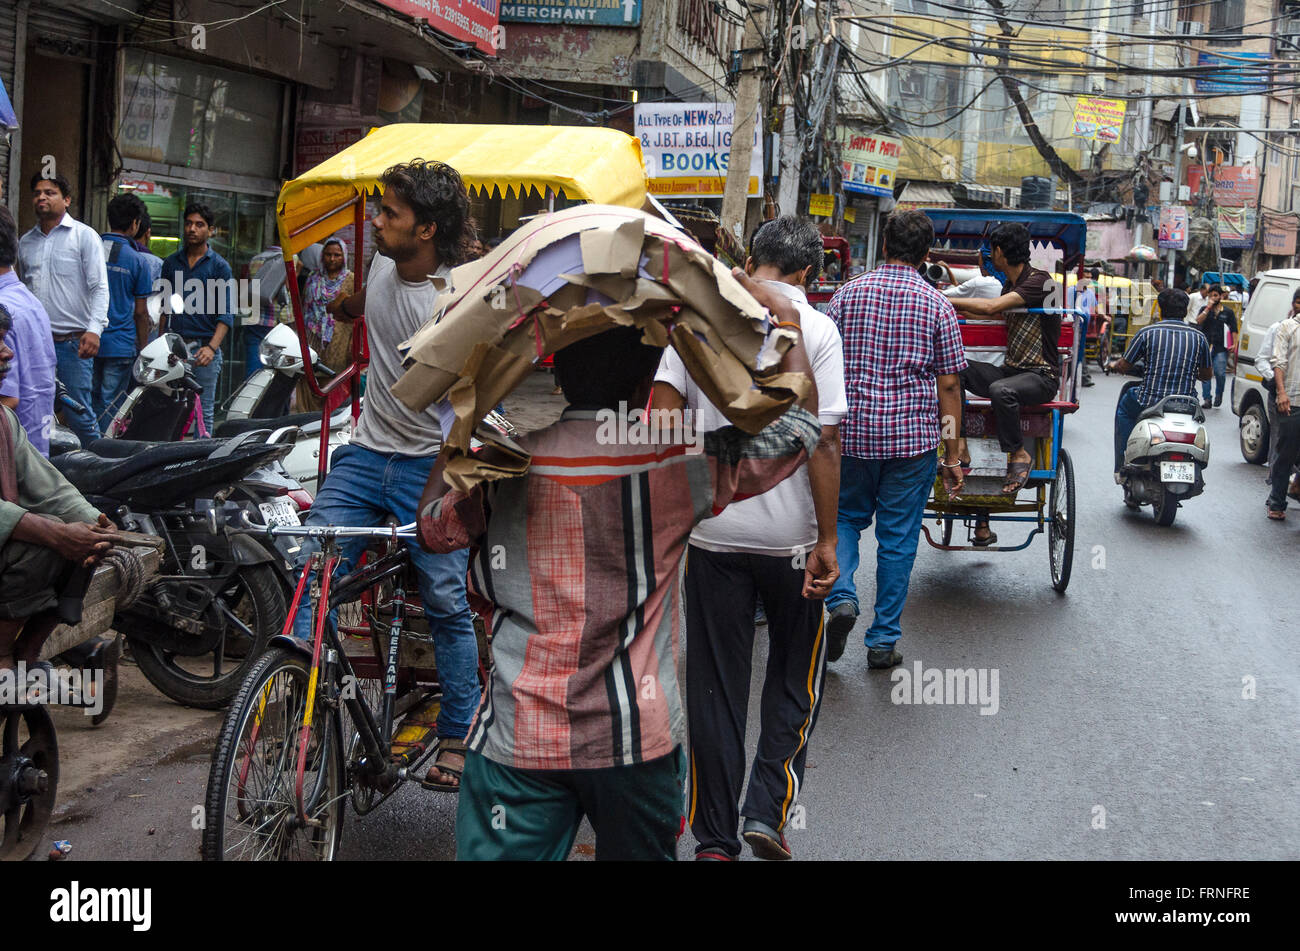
left=1267, top=508, right=1286, bottom=521
left=1002, top=461, right=1032, bottom=495
left=972, top=530, right=998, bottom=547
left=421, top=737, right=467, bottom=792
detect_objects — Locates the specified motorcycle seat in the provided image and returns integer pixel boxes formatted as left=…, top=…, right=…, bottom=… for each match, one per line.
left=1137, top=396, right=1205, bottom=423
left=213, top=412, right=322, bottom=438
left=51, top=441, right=222, bottom=496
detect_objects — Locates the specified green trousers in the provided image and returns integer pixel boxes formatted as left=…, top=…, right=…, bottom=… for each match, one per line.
left=455, top=747, right=686, bottom=861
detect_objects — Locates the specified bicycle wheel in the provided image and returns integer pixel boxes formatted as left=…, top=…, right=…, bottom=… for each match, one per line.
left=202, top=648, right=344, bottom=861
left=1048, top=449, right=1076, bottom=593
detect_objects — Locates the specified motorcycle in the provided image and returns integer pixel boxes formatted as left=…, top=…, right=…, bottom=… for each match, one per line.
left=50, top=430, right=294, bottom=708
left=1117, top=383, right=1210, bottom=526
left=105, top=332, right=211, bottom=441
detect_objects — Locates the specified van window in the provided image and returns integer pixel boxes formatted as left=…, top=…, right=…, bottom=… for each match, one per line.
left=1248, top=282, right=1293, bottom=332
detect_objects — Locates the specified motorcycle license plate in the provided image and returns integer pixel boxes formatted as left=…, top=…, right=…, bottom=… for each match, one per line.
left=259, top=499, right=301, bottom=527
left=1160, top=461, right=1195, bottom=484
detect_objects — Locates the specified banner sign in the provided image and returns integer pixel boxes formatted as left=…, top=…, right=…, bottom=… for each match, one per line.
left=500, top=0, right=640, bottom=24
left=1195, top=52, right=1270, bottom=95
left=1157, top=205, right=1187, bottom=250
left=1187, top=165, right=1259, bottom=207
left=1262, top=216, right=1298, bottom=257
left=1071, top=97, right=1126, bottom=143
left=1218, top=206, right=1257, bottom=249
left=635, top=102, right=762, bottom=198
left=375, top=0, right=500, bottom=56
left=838, top=129, right=901, bottom=197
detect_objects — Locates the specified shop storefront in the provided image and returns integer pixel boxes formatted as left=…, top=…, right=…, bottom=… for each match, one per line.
left=117, top=48, right=288, bottom=387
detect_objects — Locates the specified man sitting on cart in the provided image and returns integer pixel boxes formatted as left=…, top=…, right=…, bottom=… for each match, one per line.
left=948, top=222, right=1062, bottom=496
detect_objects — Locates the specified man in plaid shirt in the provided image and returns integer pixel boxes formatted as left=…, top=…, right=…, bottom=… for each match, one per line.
left=418, top=274, right=825, bottom=860
left=824, top=210, right=966, bottom=669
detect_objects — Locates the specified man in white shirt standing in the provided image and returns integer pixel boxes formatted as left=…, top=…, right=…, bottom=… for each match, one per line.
left=1255, top=289, right=1300, bottom=495
left=653, top=216, right=847, bottom=861
left=17, top=173, right=108, bottom=446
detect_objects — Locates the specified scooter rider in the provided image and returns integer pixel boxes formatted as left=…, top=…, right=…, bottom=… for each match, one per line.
left=1109, top=288, right=1212, bottom=480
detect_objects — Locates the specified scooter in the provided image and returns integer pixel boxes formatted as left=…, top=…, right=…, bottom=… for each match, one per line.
left=1117, top=382, right=1210, bottom=526
left=214, top=323, right=352, bottom=494
left=50, top=430, right=295, bottom=708
left=105, top=332, right=211, bottom=441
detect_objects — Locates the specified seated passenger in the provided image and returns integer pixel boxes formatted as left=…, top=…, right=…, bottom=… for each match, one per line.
left=0, top=306, right=115, bottom=680
left=947, top=222, right=1063, bottom=496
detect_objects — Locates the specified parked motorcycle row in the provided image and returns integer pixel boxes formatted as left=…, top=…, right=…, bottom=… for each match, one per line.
left=48, top=323, right=348, bottom=709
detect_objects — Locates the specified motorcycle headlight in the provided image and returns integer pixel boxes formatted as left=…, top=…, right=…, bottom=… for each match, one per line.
left=1146, top=422, right=1165, bottom=445
left=133, top=354, right=166, bottom=384
left=1194, top=426, right=1208, bottom=450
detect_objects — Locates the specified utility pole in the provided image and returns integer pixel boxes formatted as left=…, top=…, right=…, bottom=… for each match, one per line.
left=1167, top=101, right=1186, bottom=286
left=721, top=5, right=767, bottom=245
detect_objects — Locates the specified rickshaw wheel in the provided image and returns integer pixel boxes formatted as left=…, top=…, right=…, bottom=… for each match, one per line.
left=0, top=704, right=59, bottom=862
left=1049, top=449, right=1076, bottom=593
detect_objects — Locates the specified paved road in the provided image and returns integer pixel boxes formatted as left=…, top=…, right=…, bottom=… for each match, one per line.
left=56, top=371, right=1300, bottom=860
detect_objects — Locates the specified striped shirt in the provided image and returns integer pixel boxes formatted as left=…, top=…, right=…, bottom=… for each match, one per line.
left=826, top=264, right=966, bottom=459
left=420, top=404, right=821, bottom=771
left=1123, top=318, right=1211, bottom=407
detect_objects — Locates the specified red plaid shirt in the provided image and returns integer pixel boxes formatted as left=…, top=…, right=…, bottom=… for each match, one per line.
left=826, top=264, right=966, bottom=459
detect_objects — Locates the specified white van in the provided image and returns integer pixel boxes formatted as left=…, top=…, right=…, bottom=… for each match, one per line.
left=1231, top=269, right=1300, bottom=463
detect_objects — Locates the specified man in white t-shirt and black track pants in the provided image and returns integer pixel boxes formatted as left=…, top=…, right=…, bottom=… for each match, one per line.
left=653, top=216, right=847, bottom=861
left=284, top=160, right=481, bottom=793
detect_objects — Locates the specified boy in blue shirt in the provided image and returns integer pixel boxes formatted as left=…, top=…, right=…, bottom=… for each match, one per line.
left=95, top=193, right=153, bottom=428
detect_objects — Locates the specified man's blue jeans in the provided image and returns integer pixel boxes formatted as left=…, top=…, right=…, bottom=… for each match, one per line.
left=92, top=356, right=134, bottom=432
left=1201, top=351, right=1229, bottom=402
left=53, top=338, right=100, bottom=446
left=185, top=342, right=221, bottom=436
left=1114, top=382, right=1143, bottom=474
left=827, top=451, right=937, bottom=650
left=290, top=443, right=481, bottom=739
left=243, top=324, right=272, bottom=379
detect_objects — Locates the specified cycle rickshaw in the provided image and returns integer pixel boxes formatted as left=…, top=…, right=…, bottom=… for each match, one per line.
left=920, top=209, right=1084, bottom=592
left=201, top=124, right=652, bottom=860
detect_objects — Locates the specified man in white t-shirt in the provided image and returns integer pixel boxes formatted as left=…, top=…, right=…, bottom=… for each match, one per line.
left=287, top=160, right=481, bottom=793
left=653, top=216, right=847, bottom=861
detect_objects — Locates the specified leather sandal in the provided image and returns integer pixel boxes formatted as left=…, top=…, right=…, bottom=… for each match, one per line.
left=1002, top=461, right=1032, bottom=495
left=421, top=736, right=467, bottom=792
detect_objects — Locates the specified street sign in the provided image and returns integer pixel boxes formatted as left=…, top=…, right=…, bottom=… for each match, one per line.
left=500, top=0, right=641, bottom=25
left=374, top=0, right=500, bottom=56
left=1195, top=52, right=1269, bottom=95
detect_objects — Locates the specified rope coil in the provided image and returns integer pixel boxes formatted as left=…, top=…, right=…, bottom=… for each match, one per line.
left=103, top=547, right=147, bottom=610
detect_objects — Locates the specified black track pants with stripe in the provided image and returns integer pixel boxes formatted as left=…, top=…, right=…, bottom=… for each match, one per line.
left=684, top=545, right=827, bottom=858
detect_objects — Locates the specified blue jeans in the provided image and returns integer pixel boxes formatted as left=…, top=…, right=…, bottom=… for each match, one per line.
left=53, top=338, right=100, bottom=446
left=1202, top=351, right=1229, bottom=402
left=827, top=451, right=938, bottom=650
left=243, top=324, right=272, bottom=379
left=1114, top=383, right=1143, bottom=474
left=92, top=356, right=134, bottom=432
left=290, top=443, right=481, bottom=739
left=185, top=341, right=221, bottom=436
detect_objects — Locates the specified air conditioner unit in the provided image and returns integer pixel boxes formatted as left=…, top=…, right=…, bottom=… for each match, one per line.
left=1176, top=21, right=1204, bottom=36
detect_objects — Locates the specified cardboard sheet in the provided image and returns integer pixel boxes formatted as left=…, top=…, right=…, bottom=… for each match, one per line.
left=392, top=204, right=803, bottom=487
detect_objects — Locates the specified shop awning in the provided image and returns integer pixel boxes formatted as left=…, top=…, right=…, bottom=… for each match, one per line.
left=895, top=181, right=953, bottom=210
left=277, top=124, right=649, bottom=254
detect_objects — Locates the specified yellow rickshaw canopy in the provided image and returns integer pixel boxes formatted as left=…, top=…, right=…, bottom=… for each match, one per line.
left=276, top=123, right=649, bottom=254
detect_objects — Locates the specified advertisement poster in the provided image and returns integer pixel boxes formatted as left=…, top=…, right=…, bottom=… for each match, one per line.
left=1218, top=206, right=1257, bottom=249
left=635, top=103, right=762, bottom=198
left=1262, top=216, right=1298, bottom=256
left=809, top=193, right=834, bottom=216
left=1157, top=206, right=1187, bottom=250
left=1187, top=165, right=1260, bottom=206
left=500, top=0, right=641, bottom=25
left=375, top=0, right=500, bottom=56
left=838, top=129, right=902, bottom=198
left=1071, top=97, right=1126, bottom=143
